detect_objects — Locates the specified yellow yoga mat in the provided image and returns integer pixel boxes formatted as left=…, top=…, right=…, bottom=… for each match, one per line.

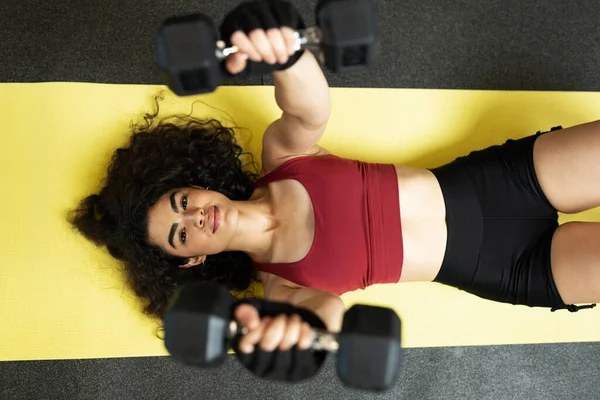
left=1, top=83, right=599, bottom=362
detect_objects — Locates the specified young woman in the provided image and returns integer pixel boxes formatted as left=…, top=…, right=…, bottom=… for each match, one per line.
left=70, top=1, right=599, bottom=356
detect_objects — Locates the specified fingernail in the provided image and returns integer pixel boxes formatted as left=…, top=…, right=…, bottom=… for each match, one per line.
left=300, top=340, right=311, bottom=350
left=242, top=345, right=254, bottom=354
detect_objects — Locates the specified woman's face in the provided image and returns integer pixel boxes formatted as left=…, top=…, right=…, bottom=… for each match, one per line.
left=147, top=187, right=238, bottom=266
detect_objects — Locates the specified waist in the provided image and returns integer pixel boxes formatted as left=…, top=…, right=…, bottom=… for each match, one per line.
left=393, top=165, right=448, bottom=282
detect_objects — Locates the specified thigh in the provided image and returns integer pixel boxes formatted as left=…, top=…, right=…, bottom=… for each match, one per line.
left=550, top=221, right=600, bottom=305
left=534, top=120, right=600, bottom=214
left=472, top=217, right=562, bottom=308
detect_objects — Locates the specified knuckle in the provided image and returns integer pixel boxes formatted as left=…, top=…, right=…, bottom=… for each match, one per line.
left=248, top=28, right=263, bottom=39
left=264, top=315, right=287, bottom=348
left=278, top=337, right=295, bottom=351
left=261, top=333, right=279, bottom=350
left=230, top=30, right=245, bottom=40
left=303, top=322, right=313, bottom=334
left=278, top=53, right=289, bottom=63
left=230, top=31, right=248, bottom=48
left=299, top=324, right=314, bottom=347
left=268, top=30, right=286, bottom=53
left=256, top=43, right=272, bottom=57
left=241, top=333, right=256, bottom=345
left=249, top=30, right=266, bottom=44
left=281, top=26, right=294, bottom=36
left=262, top=318, right=284, bottom=342
left=267, top=30, right=283, bottom=43
left=279, top=336, right=293, bottom=349
left=250, top=31, right=276, bottom=59
left=265, top=28, right=279, bottom=38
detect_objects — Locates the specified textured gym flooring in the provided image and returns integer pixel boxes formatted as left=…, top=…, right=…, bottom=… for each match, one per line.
left=2, top=1, right=600, bottom=399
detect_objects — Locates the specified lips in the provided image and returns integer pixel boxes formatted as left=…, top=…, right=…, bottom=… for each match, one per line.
left=210, top=206, right=220, bottom=233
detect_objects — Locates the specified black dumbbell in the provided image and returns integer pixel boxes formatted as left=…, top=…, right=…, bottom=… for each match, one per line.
left=156, top=0, right=379, bottom=96
left=163, top=282, right=402, bottom=392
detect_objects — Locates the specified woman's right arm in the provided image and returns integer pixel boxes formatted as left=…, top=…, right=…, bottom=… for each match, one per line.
left=233, top=273, right=346, bottom=353
left=262, top=273, right=346, bottom=333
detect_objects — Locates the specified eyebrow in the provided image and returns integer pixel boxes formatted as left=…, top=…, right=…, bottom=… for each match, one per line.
left=170, top=191, right=179, bottom=213
left=168, top=223, right=178, bottom=249
left=168, top=191, right=179, bottom=249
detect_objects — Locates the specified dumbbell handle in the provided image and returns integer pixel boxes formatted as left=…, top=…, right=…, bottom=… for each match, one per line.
left=215, top=26, right=322, bottom=60
left=228, top=320, right=339, bottom=352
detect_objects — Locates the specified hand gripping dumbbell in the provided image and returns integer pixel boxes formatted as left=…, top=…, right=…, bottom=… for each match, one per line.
left=156, top=0, right=380, bottom=96
left=164, top=282, right=403, bottom=392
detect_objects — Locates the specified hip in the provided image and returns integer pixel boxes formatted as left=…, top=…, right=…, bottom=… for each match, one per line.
left=393, top=132, right=561, bottom=285
left=426, top=132, right=564, bottom=308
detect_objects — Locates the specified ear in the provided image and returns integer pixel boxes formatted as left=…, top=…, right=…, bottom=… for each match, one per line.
left=190, top=185, right=210, bottom=191
left=179, top=255, right=206, bottom=268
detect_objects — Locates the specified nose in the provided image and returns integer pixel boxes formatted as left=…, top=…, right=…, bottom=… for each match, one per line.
left=184, top=208, right=205, bottom=229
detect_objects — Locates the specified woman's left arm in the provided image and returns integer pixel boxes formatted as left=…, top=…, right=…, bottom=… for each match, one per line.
left=222, top=2, right=331, bottom=171
left=272, top=50, right=331, bottom=130
left=261, top=49, right=332, bottom=169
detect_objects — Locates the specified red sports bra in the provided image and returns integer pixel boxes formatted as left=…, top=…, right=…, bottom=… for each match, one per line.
left=252, top=155, right=404, bottom=295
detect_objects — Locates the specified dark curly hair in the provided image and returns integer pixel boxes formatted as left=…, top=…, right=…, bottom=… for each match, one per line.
left=68, top=96, right=260, bottom=320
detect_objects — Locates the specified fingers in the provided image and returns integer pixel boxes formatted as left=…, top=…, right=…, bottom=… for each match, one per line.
left=298, top=322, right=314, bottom=350
left=260, top=314, right=313, bottom=352
left=259, top=314, right=288, bottom=351
left=228, top=28, right=296, bottom=67
left=225, top=52, right=248, bottom=75
left=235, top=304, right=263, bottom=353
left=264, top=28, right=289, bottom=64
left=238, top=316, right=269, bottom=354
left=234, top=304, right=261, bottom=331
left=236, top=312, right=315, bottom=354
left=230, top=30, right=260, bottom=62
left=277, top=314, right=301, bottom=351
left=280, top=27, right=298, bottom=55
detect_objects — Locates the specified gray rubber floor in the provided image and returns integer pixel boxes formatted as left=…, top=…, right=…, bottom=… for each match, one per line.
left=2, top=1, right=600, bottom=399
left=2, top=343, right=600, bottom=400
left=3, top=0, right=600, bottom=91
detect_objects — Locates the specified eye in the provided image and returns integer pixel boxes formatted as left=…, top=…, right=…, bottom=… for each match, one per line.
left=181, top=195, right=187, bottom=211
left=179, top=228, right=187, bottom=244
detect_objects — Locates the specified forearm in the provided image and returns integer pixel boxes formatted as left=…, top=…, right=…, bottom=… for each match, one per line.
left=262, top=273, right=345, bottom=333
left=291, top=290, right=345, bottom=333
left=273, top=51, right=331, bottom=128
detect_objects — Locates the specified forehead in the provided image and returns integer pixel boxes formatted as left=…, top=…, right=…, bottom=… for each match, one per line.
left=151, top=189, right=178, bottom=214
left=147, top=189, right=178, bottom=244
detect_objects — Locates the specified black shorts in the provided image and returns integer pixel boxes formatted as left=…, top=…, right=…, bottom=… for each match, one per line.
left=430, top=127, right=572, bottom=310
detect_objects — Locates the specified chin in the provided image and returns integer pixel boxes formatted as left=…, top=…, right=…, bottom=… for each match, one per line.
left=224, top=207, right=238, bottom=226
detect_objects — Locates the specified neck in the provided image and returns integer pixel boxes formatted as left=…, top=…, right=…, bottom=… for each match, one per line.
left=226, top=191, right=277, bottom=261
